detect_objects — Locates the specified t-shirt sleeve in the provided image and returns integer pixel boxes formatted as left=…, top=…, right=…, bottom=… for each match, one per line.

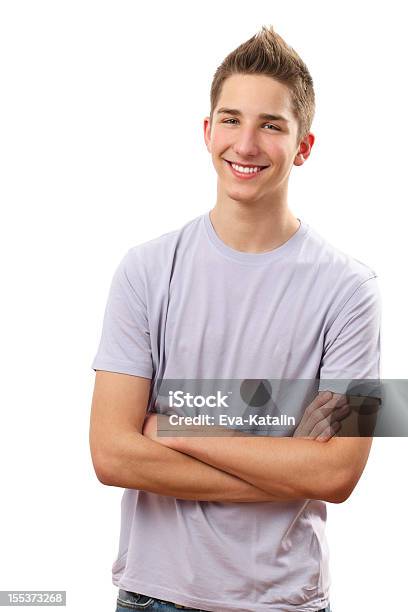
left=91, top=248, right=153, bottom=379
left=318, top=276, right=381, bottom=396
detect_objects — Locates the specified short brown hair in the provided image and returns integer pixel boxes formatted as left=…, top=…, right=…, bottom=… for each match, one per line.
left=210, top=25, right=315, bottom=142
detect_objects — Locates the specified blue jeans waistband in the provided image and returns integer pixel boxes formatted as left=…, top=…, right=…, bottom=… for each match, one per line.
left=116, top=589, right=331, bottom=611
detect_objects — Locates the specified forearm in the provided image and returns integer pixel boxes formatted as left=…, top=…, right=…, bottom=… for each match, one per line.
left=100, top=430, right=294, bottom=502
left=170, top=433, right=346, bottom=503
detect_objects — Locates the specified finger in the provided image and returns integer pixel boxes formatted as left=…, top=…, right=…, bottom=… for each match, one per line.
left=304, top=391, right=333, bottom=416
left=310, top=404, right=351, bottom=437
left=301, top=395, right=333, bottom=428
left=315, top=420, right=341, bottom=442
left=308, top=415, right=336, bottom=439
left=325, top=404, right=351, bottom=432
left=331, top=404, right=351, bottom=422
left=302, top=392, right=345, bottom=426
left=331, top=393, right=348, bottom=408
left=295, top=392, right=347, bottom=437
left=310, top=397, right=349, bottom=427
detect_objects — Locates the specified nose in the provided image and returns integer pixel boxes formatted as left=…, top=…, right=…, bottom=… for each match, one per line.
left=232, top=126, right=260, bottom=159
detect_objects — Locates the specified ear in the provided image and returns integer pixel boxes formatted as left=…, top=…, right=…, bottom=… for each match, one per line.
left=293, top=133, right=315, bottom=167
left=203, top=116, right=212, bottom=153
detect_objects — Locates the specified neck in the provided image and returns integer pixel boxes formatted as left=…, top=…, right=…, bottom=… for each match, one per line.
left=210, top=193, right=300, bottom=254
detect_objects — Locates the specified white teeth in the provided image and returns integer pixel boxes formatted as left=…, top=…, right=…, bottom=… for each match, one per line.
left=231, top=163, right=263, bottom=174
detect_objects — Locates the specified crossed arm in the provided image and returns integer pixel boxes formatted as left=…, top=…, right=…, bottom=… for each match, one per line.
left=143, top=412, right=372, bottom=503
left=90, top=372, right=282, bottom=502
left=90, top=372, right=373, bottom=504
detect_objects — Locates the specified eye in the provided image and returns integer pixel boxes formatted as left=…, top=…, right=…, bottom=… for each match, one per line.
left=222, top=118, right=280, bottom=131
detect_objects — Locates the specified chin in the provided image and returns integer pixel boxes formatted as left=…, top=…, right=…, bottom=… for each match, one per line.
left=223, top=188, right=261, bottom=204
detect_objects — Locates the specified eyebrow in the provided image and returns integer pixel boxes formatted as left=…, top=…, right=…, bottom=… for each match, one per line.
left=216, top=107, right=289, bottom=123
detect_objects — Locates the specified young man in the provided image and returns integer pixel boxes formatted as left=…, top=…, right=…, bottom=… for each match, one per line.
left=90, top=26, right=380, bottom=612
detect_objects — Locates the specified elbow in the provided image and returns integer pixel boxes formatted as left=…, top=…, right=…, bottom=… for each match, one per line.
left=91, top=449, right=116, bottom=486
left=94, top=464, right=114, bottom=486
left=89, top=431, right=127, bottom=487
left=325, top=471, right=358, bottom=504
left=326, top=487, right=352, bottom=504
left=90, top=430, right=148, bottom=488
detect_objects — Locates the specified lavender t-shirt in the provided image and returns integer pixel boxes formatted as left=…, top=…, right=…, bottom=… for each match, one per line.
left=91, top=212, right=381, bottom=612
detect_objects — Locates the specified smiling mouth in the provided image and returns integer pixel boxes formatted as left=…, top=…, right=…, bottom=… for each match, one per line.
left=224, top=159, right=269, bottom=178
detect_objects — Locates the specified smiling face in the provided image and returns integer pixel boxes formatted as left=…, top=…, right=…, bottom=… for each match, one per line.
left=204, top=74, right=314, bottom=208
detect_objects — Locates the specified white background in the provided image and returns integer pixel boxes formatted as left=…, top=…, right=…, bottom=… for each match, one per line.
left=0, top=1, right=406, bottom=611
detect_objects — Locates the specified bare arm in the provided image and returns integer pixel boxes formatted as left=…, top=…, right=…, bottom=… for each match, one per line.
left=144, top=393, right=371, bottom=504
left=89, top=371, right=291, bottom=502
left=160, top=431, right=372, bottom=503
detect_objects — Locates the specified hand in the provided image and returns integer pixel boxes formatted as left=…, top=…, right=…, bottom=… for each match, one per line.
left=293, top=391, right=351, bottom=441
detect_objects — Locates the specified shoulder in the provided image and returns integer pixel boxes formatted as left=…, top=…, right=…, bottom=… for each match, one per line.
left=120, top=214, right=203, bottom=284
left=300, top=223, right=380, bottom=326
left=303, top=222, right=378, bottom=289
